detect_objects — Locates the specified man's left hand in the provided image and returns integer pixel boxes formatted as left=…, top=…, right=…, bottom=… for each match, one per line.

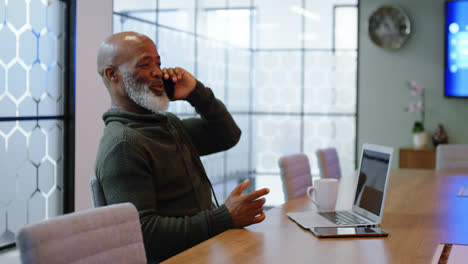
left=162, top=67, right=197, bottom=100
left=224, top=179, right=270, bottom=228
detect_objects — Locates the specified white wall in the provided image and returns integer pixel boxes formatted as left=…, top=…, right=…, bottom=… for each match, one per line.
left=358, top=0, right=468, bottom=167
left=75, top=0, right=113, bottom=210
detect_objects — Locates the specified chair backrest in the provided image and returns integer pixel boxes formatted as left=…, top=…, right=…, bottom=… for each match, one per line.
left=90, top=177, right=107, bottom=207
left=436, top=144, right=468, bottom=171
left=16, top=203, right=146, bottom=264
left=316, top=148, right=342, bottom=180
left=278, top=154, right=313, bottom=201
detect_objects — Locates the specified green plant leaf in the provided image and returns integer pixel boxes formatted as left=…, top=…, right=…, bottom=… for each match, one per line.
left=412, top=121, right=425, bottom=133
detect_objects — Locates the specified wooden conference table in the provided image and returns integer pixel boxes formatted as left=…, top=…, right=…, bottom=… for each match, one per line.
left=163, top=169, right=468, bottom=264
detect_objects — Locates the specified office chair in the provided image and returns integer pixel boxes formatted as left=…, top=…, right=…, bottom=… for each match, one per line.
left=16, top=203, right=146, bottom=264
left=436, top=144, right=468, bottom=171
left=316, top=147, right=342, bottom=180
left=278, top=153, right=313, bottom=201
left=90, top=177, right=107, bottom=207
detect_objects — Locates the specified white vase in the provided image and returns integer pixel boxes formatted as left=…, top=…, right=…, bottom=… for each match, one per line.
left=413, top=131, right=429, bottom=149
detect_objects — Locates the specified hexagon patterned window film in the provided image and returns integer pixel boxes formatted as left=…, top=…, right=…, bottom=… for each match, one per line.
left=113, top=0, right=357, bottom=207
left=0, top=0, right=69, bottom=248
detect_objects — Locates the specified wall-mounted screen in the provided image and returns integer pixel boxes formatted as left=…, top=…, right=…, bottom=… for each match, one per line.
left=446, top=0, right=468, bottom=97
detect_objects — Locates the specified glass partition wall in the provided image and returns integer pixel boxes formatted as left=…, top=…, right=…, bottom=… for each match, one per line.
left=113, top=0, right=357, bottom=206
left=0, top=0, right=73, bottom=248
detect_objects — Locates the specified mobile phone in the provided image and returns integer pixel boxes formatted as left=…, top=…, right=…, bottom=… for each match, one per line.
left=163, top=78, right=175, bottom=99
left=310, top=227, right=389, bottom=238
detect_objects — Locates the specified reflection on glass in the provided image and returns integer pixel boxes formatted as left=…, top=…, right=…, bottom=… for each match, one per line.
left=354, top=150, right=390, bottom=216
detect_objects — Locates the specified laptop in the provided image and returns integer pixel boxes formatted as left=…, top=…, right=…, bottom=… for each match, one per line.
left=287, top=143, right=393, bottom=228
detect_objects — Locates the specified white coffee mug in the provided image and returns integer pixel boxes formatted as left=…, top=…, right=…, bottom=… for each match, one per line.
left=306, top=178, right=339, bottom=212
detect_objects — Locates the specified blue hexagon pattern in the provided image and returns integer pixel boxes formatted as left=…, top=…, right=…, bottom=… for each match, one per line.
left=0, top=65, right=5, bottom=95
left=7, top=0, right=27, bottom=30
left=30, top=63, right=47, bottom=100
left=19, top=30, right=38, bottom=65
left=39, top=32, right=56, bottom=67
left=7, top=63, right=27, bottom=100
left=38, top=159, right=55, bottom=194
left=0, top=0, right=5, bottom=24
left=0, top=27, right=16, bottom=64
left=29, top=0, right=46, bottom=34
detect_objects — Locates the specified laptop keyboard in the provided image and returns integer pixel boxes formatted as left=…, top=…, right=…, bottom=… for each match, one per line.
left=318, top=211, right=369, bottom=225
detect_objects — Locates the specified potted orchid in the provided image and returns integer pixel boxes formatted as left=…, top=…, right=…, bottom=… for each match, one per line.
left=405, top=81, right=428, bottom=148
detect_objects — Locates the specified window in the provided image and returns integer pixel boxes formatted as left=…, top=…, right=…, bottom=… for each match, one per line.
left=0, top=0, right=73, bottom=248
left=113, top=0, right=357, bottom=206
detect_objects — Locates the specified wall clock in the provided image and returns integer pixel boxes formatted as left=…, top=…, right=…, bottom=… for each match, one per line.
left=368, top=6, right=411, bottom=50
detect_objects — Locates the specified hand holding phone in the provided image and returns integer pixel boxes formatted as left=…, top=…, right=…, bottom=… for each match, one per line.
left=161, top=67, right=196, bottom=99
left=163, top=78, right=175, bottom=99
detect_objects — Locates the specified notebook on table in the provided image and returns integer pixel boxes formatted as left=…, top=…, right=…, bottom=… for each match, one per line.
left=287, top=143, right=393, bottom=228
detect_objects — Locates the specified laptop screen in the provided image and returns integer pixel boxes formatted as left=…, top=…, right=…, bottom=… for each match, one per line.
left=353, top=149, right=391, bottom=216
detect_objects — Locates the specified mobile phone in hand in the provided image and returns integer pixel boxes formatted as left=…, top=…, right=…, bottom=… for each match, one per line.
left=163, top=78, right=175, bottom=99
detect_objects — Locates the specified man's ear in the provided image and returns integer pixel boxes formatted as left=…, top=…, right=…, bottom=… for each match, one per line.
left=104, top=66, right=119, bottom=82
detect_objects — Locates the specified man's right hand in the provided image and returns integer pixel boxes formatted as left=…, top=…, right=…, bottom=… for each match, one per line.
left=224, top=179, right=269, bottom=228
left=161, top=67, right=197, bottom=100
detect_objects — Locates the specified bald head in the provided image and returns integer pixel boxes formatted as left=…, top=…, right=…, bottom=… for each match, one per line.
left=97, top=31, right=154, bottom=77
left=96, top=32, right=166, bottom=114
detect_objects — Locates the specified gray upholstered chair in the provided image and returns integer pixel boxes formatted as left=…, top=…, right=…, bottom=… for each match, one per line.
left=436, top=144, right=468, bottom=171
left=278, top=153, right=313, bottom=201
left=16, top=203, right=146, bottom=264
left=316, top=147, right=342, bottom=180
left=90, top=177, right=107, bottom=207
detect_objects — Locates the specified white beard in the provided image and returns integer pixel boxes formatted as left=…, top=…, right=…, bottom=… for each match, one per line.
left=122, top=72, right=170, bottom=113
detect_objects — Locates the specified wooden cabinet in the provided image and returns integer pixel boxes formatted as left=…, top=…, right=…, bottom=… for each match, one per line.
left=399, top=146, right=436, bottom=169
